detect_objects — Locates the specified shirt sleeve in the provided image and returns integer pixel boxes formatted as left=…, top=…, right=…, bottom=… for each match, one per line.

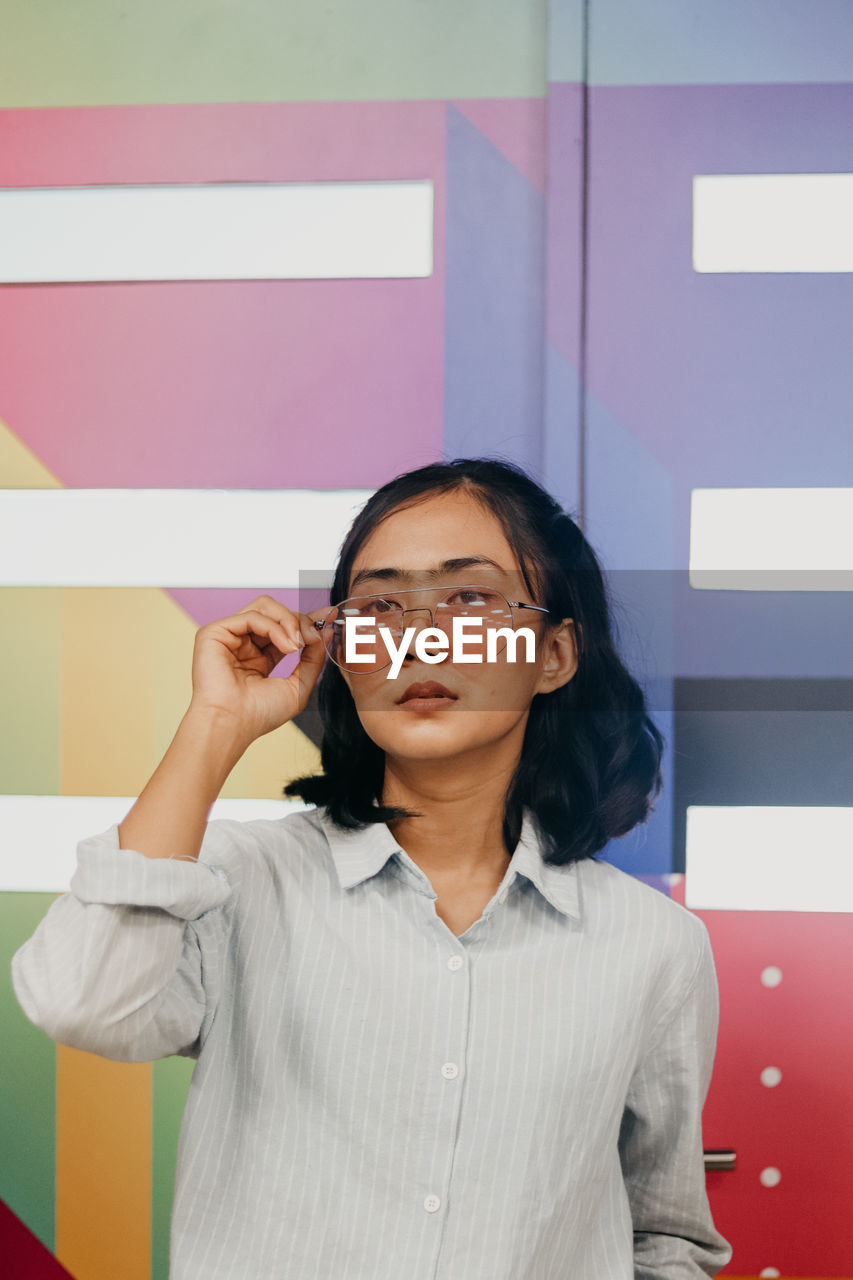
left=10, top=819, right=239, bottom=1064
left=618, top=917, right=733, bottom=1278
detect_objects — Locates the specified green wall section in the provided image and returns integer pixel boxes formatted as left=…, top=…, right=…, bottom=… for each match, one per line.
left=0, top=0, right=548, bottom=107
left=0, top=893, right=59, bottom=1253
left=0, top=590, right=62, bottom=795
left=4, top=896, right=199, bottom=1279
left=152, top=1056, right=195, bottom=1280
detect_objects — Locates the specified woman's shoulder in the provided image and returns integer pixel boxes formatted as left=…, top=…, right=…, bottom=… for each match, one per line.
left=575, top=860, right=713, bottom=1024
left=197, top=804, right=330, bottom=886
left=578, top=854, right=709, bottom=954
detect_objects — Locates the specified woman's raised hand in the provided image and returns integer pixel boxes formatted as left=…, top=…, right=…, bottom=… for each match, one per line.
left=188, top=594, right=330, bottom=747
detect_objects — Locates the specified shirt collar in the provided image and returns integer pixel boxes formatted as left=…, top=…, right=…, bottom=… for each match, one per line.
left=316, top=803, right=582, bottom=923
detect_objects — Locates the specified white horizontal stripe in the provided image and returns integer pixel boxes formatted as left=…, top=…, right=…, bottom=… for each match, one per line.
left=689, top=487, right=853, bottom=590
left=693, top=173, right=853, bottom=272
left=0, top=488, right=372, bottom=586
left=0, top=795, right=313, bottom=892
left=0, top=181, right=433, bottom=282
left=686, top=805, right=853, bottom=911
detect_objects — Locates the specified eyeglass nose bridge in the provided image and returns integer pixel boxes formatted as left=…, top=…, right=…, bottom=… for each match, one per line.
left=398, top=604, right=438, bottom=629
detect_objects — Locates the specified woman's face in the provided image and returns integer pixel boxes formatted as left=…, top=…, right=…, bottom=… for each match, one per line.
left=338, top=489, right=578, bottom=767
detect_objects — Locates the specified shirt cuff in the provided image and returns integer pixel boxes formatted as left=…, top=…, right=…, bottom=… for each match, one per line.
left=69, top=823, right=233, bottom=921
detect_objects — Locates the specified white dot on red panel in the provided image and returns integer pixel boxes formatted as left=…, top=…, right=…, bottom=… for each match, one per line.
left=761, top=966, right=783, bottom=987
left=761, top=1066, right=782, bottom=1087
left=760, top=1166, right=782, bottom=1187
left=759, top=1269, right=781, bottom=1277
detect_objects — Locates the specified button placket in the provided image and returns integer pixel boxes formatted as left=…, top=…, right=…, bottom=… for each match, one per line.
left=419, top=940, right=469, bottom=1238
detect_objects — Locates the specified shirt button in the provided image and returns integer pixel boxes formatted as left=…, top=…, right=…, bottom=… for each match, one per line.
left=441, top=1062, right=458, bottom=1079
left=447, top=955, right=463, bottom=970
left=424, top=1194, right=441, bottom=1212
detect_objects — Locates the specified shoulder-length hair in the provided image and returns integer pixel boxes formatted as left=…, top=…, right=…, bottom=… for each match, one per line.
left=283, top=456, right=665, bottom=866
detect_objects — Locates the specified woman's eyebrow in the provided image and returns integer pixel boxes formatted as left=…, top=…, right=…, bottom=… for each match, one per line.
left=348, top=556, right=508, bottom=594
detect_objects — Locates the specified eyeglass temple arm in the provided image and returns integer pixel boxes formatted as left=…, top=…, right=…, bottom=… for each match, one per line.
left=510, top=602, right=551, bottom=615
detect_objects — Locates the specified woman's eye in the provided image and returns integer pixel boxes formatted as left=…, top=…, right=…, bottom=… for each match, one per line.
left=450, top=591, right=489, bottom=606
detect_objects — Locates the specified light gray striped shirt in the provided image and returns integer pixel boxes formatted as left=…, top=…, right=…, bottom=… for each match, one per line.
left=11, top=803, right=732, bottom=1279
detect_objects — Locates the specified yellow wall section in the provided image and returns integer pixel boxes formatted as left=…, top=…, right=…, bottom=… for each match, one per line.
left=60, top=584, right=320, bottom=801
left=0, top=422, right=64, bottom=791
left=56, top=1047, right=151, bottom=1280
left=0, top=417, right=64, bottom=489
left=1, top=412, right=322, bottom=807
left=0, top=587, right=63, bottom=794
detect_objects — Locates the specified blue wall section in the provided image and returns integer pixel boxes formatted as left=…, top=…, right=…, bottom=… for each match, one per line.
left=585, top=388, right=676, bottom=874
left=589, top=0, right=853, bottom=85
left=443, top=105, right=546, bottom=476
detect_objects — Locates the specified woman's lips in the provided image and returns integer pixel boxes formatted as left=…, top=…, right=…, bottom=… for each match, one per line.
left=397, top=694, right=457, bottom=711
left=396, top=680, right=458, bottom=709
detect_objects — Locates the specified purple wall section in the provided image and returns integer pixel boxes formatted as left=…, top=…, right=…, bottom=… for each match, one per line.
left=586, top=83, right=853, bottom=501
left=584, top=83, right=853, bottom=682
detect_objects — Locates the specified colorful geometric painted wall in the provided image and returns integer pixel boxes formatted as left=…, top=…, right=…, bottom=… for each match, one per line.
left=2, top=1, right=851, bottom=1276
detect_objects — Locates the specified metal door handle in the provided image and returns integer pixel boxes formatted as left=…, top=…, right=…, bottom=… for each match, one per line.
left=704, top=1149, right=736, bottom=1171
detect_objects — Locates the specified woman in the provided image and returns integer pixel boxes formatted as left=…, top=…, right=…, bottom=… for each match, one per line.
left=12, top=456, right=732, bottom=1278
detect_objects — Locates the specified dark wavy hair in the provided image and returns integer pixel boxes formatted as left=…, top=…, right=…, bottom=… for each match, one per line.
left=283, top=456, right=665, bottom=866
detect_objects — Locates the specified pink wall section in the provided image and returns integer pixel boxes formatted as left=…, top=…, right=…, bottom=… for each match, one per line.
left=0, top=102, right=447, bottom=489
